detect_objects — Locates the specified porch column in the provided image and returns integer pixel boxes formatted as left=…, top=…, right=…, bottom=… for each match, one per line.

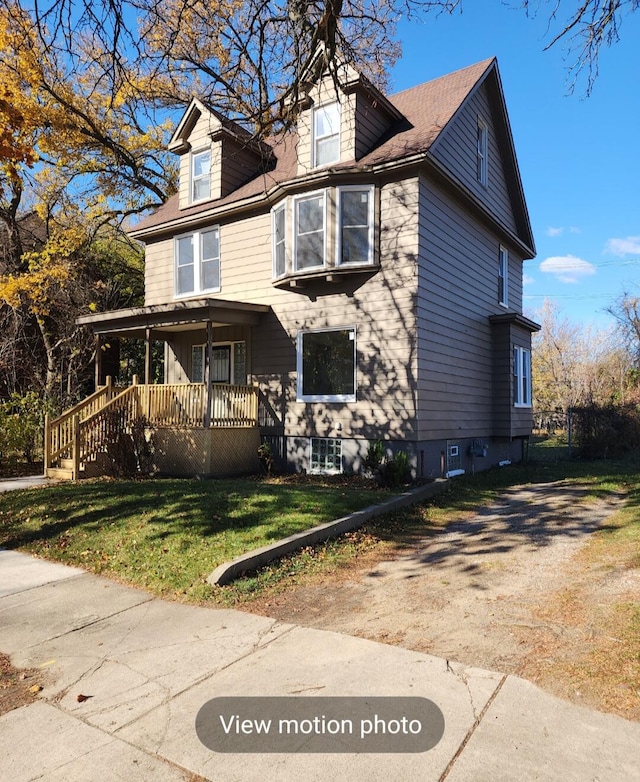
left=204, top=320, right=213, bottom=428
left=144, top=327, right=152, bottom=385
left=94, top=334, right=102, bottom=389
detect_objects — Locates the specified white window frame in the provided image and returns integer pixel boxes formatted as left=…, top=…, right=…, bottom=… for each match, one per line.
left=297, top=326, right=356, bottom=403
left=336, top=185, right=375, bottom=267
left=312, top=101, right=341, bottom=168
left=293, top=190, right=327, bottom=273
left=477, top=118, right=488, bottom=187
left=310, top=437, right=343, bottom=474
left=272, top=201, right=287, bottom=279
left=191, top=148, right=211, bottom=203
left=513, top=346, right=532, bottom=408
left=499, top=245, right=509, bottom=307
left=174, top=226, right=221, bottom=298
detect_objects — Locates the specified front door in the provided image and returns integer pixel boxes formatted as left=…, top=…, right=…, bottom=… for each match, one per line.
left=211, top=346, right=231, bottom=384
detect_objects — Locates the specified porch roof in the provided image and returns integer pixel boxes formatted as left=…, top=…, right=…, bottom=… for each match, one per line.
left=76, top=297, right=270, bottom=337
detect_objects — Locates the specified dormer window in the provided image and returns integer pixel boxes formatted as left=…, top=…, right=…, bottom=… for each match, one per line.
left=313, top=102, right=340, bottom=167
left=191, top=149, right=211, bottom=202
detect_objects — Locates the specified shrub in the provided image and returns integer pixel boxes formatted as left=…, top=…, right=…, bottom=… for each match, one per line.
left=363, top=439, right=385, bottom=474
left=376, top=449, right=412, bottom=488
left=571, top=404, right=640, bottom=460
left=0, top=392, right=48, bottom=464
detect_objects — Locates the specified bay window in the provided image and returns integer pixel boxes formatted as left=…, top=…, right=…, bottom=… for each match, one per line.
left=294, top=191, right=326, bottom=271
left=337, top=186, right=374, bottom=266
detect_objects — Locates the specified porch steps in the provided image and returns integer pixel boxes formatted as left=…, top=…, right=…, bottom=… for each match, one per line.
left=46, top=466, right=74, bottom=481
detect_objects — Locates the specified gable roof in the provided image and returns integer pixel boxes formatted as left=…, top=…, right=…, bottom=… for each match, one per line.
left=131, top=57, right=533, bottom=255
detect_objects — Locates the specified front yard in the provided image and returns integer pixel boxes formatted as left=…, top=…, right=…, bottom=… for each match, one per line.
left=0, top=475, right=386, bottom=602
left=1, top=453, right=639, bottom=721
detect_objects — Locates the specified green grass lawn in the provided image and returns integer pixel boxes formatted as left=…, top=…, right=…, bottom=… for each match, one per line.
left=1, top=445, right=638, bottom=606
left=0, top=476, right=386, bottom=602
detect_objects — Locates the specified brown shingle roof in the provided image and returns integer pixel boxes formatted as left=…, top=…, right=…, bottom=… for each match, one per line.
left=132, top=58, right=494, bottom=235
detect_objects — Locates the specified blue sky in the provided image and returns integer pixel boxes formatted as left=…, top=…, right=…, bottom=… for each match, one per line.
left=389, top=3, right=640, bottom=331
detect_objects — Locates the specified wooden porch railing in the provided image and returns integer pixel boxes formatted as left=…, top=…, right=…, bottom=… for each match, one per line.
left=78, top=385, right=139, bottom=467
left=44, top=377, right=120, bottom=475
left=45, top=380, right=260, bottom=479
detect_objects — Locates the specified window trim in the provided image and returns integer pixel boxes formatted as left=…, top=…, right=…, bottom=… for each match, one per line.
left=312, top=101, right=341, bottom=168
left=174, top=226, right=221, bottom=298
left=477, top=118, right=488, bottom=187
left=297, top=326, right=357, bottom=403
left=292, top=189, right=327, bottom=273
left=191, top=148, right=211, bottom=204
left=513, top=346, right=532, bottom=408
left=499, top=245, right=509, bottom=307
left=272, top=201, right=287, bottom=279
left=336, top=185, right=375, bottom=267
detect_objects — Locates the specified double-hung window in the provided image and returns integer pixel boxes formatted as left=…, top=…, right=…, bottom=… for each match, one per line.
left=477, top=118, right=488, bottom=186
left=294, top=191, right=326, bottom=271
left=297, top=327, right=356, bottom=402
left=499, top=245, right=508, bottom=306
left=337, top=186, right=374, bottom=266
left=175, top=227, right=220, bottom=296
left=313, top=102, right=340, bottom=168
left=191, top=149, right=211, bottom=202
left=513, top=346, right=531, bottom=407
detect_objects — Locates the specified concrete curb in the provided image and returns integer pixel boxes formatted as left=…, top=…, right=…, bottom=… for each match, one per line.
left=208, top=478, right=450, bottom=586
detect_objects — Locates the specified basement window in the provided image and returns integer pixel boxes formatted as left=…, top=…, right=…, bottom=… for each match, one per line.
left=310, top=437, right=343, bottom=474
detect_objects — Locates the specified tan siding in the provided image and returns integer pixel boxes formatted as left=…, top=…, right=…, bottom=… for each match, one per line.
left=416, top=176, right=500, bottom=440
left=144, top=241, right=174, bottom=306
left=157, top=176, right=420, bottom=442
left=431, top=82, right=517, bottom=235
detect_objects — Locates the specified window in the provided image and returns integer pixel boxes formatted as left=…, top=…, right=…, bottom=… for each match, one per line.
left=513, top=346, right=532, bottom=407
left=191, top=149, right=211, bottom=202
left=337, top=186, right=374, bottom=266
left=446, top=441, right=464, bottom=478
left=499, top=245, right=508, bottom=306
left=313, top=102, right=340, bottom=167
left=310, top=437, right=343, bottom=474
left=175, top=227, right=220, bottom=296
left=272, top=202, right=286, bottom=278
left=477, top=118, right=488, bottom=186
left=272, top=186, right=375, bottom=279
left=294, top=191, right=326, bottom=271
left=297, top=327, right=356, bottom=402
left=190, top=341, right=246, bottom=384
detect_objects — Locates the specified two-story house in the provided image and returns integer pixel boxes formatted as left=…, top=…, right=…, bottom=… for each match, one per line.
left=47, top=55, right=538, bottom=481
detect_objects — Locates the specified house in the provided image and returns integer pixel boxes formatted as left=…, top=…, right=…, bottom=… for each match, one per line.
left=46, top=54, right=539, bottom=480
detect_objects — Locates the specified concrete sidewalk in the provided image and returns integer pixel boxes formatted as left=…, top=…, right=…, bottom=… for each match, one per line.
left=1, top=550, right=638, bottom=781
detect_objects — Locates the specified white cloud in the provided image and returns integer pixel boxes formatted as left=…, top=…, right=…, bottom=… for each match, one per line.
left=523, top=274, right=535, bottom=285
left=569, top=226, right=581, bottom=234
left=606, top=236, right=640, bottom=257
left=539, top=254, right=596, bottom=284
left=546, top=226, right=563, bottom=237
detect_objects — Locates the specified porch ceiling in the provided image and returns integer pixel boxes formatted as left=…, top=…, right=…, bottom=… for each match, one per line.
left=76, top=297, right=270, bottom=337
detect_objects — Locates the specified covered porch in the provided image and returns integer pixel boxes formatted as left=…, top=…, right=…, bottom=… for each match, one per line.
left=46, top=298, right=272, bottom=480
